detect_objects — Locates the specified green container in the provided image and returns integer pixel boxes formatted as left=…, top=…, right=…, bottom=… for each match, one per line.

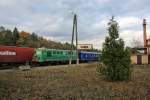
left=34, top=48, right=77, bottom=63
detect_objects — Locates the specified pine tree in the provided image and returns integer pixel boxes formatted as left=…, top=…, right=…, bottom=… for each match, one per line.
left=31, top=32, right=38, bottom=41
left=101, top=17, right=131, bottom=81
left=13, top=27, right=19, bottom=45
left=2, top=30, right=14, bottom=45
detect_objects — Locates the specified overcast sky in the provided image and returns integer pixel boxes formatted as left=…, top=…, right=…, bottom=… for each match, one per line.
left=0, top=0, right=150, bottom=49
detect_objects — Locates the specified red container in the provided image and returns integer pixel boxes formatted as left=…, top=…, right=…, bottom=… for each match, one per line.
left=0, top=46, right=35, bottom=63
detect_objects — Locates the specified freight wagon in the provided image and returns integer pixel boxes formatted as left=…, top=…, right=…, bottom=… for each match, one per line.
left=0, top=46, right=35, bottom=66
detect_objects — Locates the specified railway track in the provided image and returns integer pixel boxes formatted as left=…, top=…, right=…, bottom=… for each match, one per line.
left=0, top=62, right=99, bottom=72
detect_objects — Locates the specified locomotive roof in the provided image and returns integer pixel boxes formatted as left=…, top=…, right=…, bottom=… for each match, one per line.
left=37, top=48, right=101, bottom=54
left=37, top=48, right=76, bottom=51
left=80, top=51, right=101, bottom=54
left=0, top=45, right=34, bottom=48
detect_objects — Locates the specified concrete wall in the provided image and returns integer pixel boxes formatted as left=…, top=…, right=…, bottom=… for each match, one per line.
left=131, top=54, right=148, bottom=65
left=142, top=55, right=148, bottom=64
left=147, top=47, right=150, bottom=54
left=131, top=55, right=137, bottom=64
left=147, top=40, right=150, bottom=46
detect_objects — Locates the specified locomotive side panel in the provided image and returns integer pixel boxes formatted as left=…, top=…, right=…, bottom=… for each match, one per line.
left=34, top=48, right=77, bottom=63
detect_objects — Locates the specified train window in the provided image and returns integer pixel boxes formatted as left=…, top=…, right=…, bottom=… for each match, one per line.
left=57, top=51, right=59, bottom=54
left=47, top=51, right=52, bottom=56
left=53, top=51, right=56, bottom=54
left=60, top=51, right=63, bottom=55
left=68, top=51, right=71, bottom=55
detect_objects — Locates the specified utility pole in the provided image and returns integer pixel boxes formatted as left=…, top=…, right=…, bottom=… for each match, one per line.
left=69, top=14, right=79, bottom=65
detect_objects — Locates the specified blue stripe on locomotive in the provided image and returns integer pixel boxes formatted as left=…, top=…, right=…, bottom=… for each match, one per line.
left=79, top=51, right=101, bottom=61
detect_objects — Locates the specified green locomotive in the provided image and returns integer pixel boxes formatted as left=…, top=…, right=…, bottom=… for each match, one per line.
left=33, top=48, right=77, bottom=63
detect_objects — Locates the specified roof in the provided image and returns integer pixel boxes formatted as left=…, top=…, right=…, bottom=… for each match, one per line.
left=0, top=45, right=33, bottom=48
left=80, top=51, right=101, bottom=54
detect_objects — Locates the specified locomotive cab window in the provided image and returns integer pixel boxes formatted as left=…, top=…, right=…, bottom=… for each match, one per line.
left=47, top=51, right=52, bottom=56
left=53, top=51, right=56, bottom=54
left=57, top=51, right=59, bottom=54
left=68, top=51, right=71, bottom=55
left=60, top=51, right=63, bottom=55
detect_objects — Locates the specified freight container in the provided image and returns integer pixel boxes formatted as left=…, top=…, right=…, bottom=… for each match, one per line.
left=0, top=46, right=35, bottom=64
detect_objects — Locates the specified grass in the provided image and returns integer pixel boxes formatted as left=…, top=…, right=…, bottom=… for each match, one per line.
left=0, top=63, right=150, bottom=100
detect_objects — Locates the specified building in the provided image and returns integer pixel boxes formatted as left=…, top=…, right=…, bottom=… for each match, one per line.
left=131, top=19, right=150, bottom=64
left=77, top=44, right=93, bottom=51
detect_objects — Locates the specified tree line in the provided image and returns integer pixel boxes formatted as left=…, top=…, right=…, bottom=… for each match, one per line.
left=0, top=26, right=75, bottom=50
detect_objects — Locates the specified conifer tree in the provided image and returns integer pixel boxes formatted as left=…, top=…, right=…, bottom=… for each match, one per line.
left=13, top=27, right=19, bottom=45
left=3, top=30, right=13, bottom=45
left=101, top=17, right=131, bottom=81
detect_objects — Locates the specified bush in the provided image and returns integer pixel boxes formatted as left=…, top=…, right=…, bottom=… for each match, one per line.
left=96, top=63, right=106, bottom=75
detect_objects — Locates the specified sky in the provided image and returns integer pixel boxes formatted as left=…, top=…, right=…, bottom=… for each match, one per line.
left=0, top=0, right=150, bottom=49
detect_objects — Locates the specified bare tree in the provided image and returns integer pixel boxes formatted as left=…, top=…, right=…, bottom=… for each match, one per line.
left=131, top=38, right=143, bottom=48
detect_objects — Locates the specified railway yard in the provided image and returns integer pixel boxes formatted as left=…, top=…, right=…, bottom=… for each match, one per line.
left=0, top=63, right=150, bottom=100
left=1, top=0, right=150, bottom=99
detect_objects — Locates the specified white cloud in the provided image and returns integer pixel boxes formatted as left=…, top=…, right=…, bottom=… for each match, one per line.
left=93, top=19, right=108, bottom=31
left=79, top=36, right=105, bottom=49
left=120, top=30, right=144, bottom=47
left=43, top=36, right=55, bottom=41
left=96, top=0, right=111, bottom=4
left=118, top=17, right=141, bottom=29
left=0, top=0, right=18, bottom=7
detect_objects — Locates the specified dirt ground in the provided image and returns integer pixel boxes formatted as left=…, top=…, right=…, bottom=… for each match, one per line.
left=0, top=63, right=150, bottom=100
